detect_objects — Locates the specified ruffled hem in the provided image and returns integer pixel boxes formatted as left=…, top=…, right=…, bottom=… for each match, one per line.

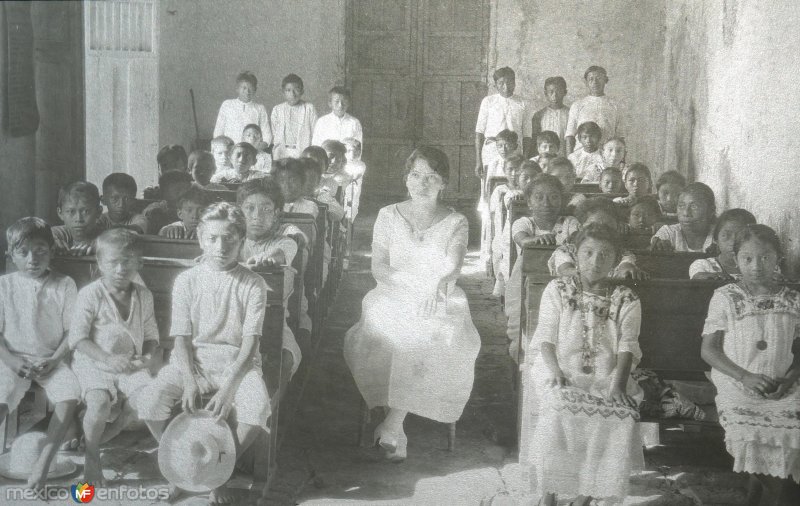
left=727, top=440, right=800, bottom=482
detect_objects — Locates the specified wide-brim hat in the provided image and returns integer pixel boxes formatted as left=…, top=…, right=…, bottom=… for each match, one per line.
left=0, top=432, right=77, bottom=480
left=158, top=410, right=236, bottom=492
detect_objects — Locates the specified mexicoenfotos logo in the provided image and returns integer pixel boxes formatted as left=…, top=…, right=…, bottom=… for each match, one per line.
left=71, top=482, right=95, bottom=503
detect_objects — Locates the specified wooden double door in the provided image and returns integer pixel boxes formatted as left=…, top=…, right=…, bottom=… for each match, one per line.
left=346, top=0, right=489, bottom=206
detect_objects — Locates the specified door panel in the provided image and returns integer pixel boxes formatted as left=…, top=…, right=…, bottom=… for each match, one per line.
left=347, top=0, right=488, bottom=205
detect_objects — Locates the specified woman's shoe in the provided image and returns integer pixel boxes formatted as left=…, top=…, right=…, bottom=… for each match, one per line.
left=373, top=423, right=397, bottom=453
left=384, top=431, right=407, bottom=462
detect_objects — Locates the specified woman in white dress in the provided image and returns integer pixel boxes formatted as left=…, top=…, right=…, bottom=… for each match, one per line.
left=344, top=147, right=481, bottom=462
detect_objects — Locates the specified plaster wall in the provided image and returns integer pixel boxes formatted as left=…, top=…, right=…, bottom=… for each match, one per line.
left=159, top=0, right=346, bottom=150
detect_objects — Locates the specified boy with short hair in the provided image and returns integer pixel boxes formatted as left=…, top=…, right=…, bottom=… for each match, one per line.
left=158, top=186, right=210, bottom=239
left=629, top=196, right=663, bottom=232
left=143, top=145, right=190, bottom=200
left=530, top=130, right=560, bottom=164
left=271, top=74, right=318, bottom=159
left=210, top=135, right=235, bottom=176
left=599, top=166, right=624, bottom=194
left=213, top=71, right=272, bottom=145
left=69, top=229, right=160, bottom=484
left=565, top=66, right=624, bottom=154
left=53, top=181, right=104, bottom=255
left=138, top=203, right=271, bottom=503
left=143, top=171, right=194, bottom=235
left=275, top=158, right=319, bottom=218
left=98, top=173, right=149, bottom=234
left=532, top=77, right=569, bottom=156
left=210, top=142, right=266, bottom=183
left=312, top=86, right=363, bottom=146
left=568, top=121, right=604, bottom=181
left=188, top=150, right=227, bottom=191
left=475, top=67, right=533, bottom=176
left=655, top=170, right=686, bottom=219
left=0, top=217, right=80, bottom=490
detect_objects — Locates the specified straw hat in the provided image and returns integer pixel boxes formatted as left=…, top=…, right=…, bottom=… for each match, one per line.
left=158, top=410, right=236, bottom=492
left=0, top=431, right=77, bottom=480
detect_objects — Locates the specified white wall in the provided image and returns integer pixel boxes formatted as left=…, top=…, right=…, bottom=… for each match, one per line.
left=159, top=0, right=346, bottom=150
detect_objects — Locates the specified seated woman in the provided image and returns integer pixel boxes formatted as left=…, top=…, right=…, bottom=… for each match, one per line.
left=343, top=147, right=481, bottom=462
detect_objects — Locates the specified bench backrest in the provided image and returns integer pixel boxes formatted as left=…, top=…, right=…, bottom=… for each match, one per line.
left=140, top=235, right=202, bottom=259
left=207, top=189, right=238, bottom=203
left=572, top=183, right=599, bottom=193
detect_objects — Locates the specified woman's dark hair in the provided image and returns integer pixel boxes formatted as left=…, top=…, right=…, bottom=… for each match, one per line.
left=733, top=223, right=782, bottom=258
left=713, top=208, right=756, bottom=241
left=523, top=173, right=564, bottom=199
left=656, top=170, right=686, bottom=190
left=680, top=182, right=717, bottom=220
left=405, top=146, right=450, bottom=184
left=301, top=146, right=328, bottom=175
left=573, top=222, right=622, bottom=259
left=236, top=178, right=284, bottom=210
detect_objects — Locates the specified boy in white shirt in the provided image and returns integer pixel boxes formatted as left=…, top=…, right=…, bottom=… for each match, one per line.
left=565, top=66, right=624, bottom=154
left=531, top=77, right=569, bottom=156
left=213, top=71, right=272, bottom=145
left=210, top=136, right=235, bottom=176
left=312, top=86, right=363, bottom=146
left=474, top=67, right=533, bottom=176
left=0, top=218, right=80, bottom=490
left=137, top=203, right=271, bottom=503
left=271, top=74, right=318, bottom=159
left=568, top=121, right=604, bottom=181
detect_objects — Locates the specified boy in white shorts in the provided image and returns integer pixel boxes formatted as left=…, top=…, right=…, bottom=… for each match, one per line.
left=137, top=202, right=271, bottom=503
left=0, top=217, right=80, bottom=490
left=68, top=229, right=160, bottom=485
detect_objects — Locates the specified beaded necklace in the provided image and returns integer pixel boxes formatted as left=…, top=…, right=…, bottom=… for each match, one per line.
left=737, top=280, right=781, bottom=351
left=574, top=270, right=611, bottom=374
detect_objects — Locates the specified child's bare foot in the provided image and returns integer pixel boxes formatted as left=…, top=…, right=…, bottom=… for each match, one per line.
left=83, top=451, right=107, bottom=486
left=101, top=401, right=137, bottom=444
left=209, top=485, right=239, bottom=505
left=25, top=460, right=48, bottom=493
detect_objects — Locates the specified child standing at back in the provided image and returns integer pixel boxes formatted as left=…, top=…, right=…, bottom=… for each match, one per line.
left=520, top=224, right=643, bottom=505
left=701, top=225, right=800, bottom=505
left=565, top=66, right=624, bottom=154
left=271, top=74, right=318, bottom=159
left=312, top=86, right=363, bottom=146
left=69, top=229, right=160, bottom=484
left=53, top=181, right=104, bottom=256
left=98, top=173, right=149, bottom=234
left=0, top=218, right=80, bottom=490
left=532, top=77, right=569, bottom=156
left=568, top=121, right=604, bottom=181
left=481, top=129, right=520, bottom=263
left=213, top=71, right=272, bottom=145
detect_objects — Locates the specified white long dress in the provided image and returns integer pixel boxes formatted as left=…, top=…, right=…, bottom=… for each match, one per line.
left=344, top=204, right=481, bottom=422
left=519, top=277, right=644, bottom=501
left=703, top=283, right=800, bottom=481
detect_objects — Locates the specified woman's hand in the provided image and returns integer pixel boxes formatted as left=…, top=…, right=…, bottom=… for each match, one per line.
left=247, top=253, right=279, bottom=268
left=765, top=374, right=799, bottom=400
left=608, top=385, right=638, bottom=409
left=650, top=237, right=674, bottom=252
left=532, top=234, right=557, bottom=246
left=740, top=372, right=778, bottom=397
left=545, top=369, right=569, bottom=388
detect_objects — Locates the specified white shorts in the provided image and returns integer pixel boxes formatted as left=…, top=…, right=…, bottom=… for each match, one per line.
left=137, top=346, right=270, bottom=429
left=72, top=352, right=153, bottom=406
left=0, top=359, right=80, bottom=411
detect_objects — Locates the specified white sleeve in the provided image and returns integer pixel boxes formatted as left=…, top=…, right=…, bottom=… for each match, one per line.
left=353, top=118, right=363, bottom=144
left=213, top=101, right=227, bottom=139
left=259, top=104, right=273, bottom=145
left=530, top=280, right=562, bottom=352
left=617, top=295, right=642, bottom=365
left=702, top=291, right=728, bottom=335
left=475, top=97, right=489, bottom=134
left=653, top=224, right=673, bottom=243
left=564, top=101, right=579, bottom=138
left=522, top=100, right=533, bottom=138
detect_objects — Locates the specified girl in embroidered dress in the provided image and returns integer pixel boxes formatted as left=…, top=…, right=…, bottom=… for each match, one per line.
left=505, top=174, right=580, bottom=362
left=701, top=225, right=800, bottom=505
left=690, top=208, right=756, bottom=280
left=651, top=182, right=716, bottom=253
left=520, top=223, right=643, bottom=505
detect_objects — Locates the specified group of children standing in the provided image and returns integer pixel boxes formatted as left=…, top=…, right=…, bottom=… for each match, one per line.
left=477, top=65, right=800, bottom=504
left=0, top=70, right=367, bottom=499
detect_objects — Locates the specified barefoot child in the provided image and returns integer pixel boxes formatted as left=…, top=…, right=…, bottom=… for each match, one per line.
left=238, top=180, right=303, bottom=379
left=701, top=224, right=800, bottom=504
left=271, top=74, right=318, bottom=159
left=690, top=209, right=756, bottom=280
left=138, top=203, right=272, bottom=503
left=651, top=182, right=715, bottom=252
left=0, top=218, right=80, bottom=490
left=482, top=130, right=521, bottom=263
left=158, top=186, right=211, bottom=240
left=532, top=77, right=569, bottom=156
left=53, top=181, right=104, bottom=256
left=568, top=121, right=604, bottom=182
left=69, top=229, right=160, bottom=484
left=505, top=174, right=581, bottom=361
left=521, top=223, right=644, bottom=505
left=98, top=173, right=149, bottom=234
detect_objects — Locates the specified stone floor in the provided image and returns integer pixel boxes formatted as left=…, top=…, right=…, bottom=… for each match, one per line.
left=0, top=210, right=755, bottom=505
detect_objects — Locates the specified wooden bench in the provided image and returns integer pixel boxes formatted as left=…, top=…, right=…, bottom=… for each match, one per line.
left=140, top=235, right=202, bottom=259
